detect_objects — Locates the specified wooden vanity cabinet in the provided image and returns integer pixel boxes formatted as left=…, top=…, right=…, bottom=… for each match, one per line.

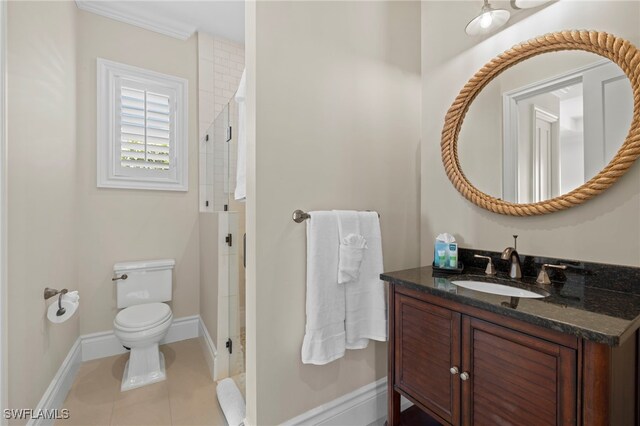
left=394, top=295, right=462, bottom=425
left=387, top=285, right=638, bottom=426
left=461, top=316, right=576, bottom=426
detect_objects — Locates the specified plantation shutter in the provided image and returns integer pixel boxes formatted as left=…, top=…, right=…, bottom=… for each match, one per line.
left=118, top=83, right=173, bottom=173
left=98, top=58, right=187, bottom=191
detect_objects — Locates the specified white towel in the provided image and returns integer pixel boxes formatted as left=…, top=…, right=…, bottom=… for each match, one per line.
left=336, top=211, right=368, bottom=284
left=336, top=211, right=387, bottom=349
left=216, top=378, right=246, bottom=426
left=301, top=211, right=346, bottom=365
left=234, top=69, right=247, bottom=201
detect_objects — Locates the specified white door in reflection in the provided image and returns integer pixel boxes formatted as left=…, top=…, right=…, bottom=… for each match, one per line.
left=583, top=62, right=634, bottom=180
left=505, top=60, right=633, bottom=203
left=533, top=109, right=555, bottom=202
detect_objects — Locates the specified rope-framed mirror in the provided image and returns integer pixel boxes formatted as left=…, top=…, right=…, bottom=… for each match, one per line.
left=441, top=30, right=640, bottom=216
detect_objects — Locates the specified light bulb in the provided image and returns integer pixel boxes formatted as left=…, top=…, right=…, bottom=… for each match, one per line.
left=479, top=12, right=493, bottom=29
left=465, top=1, right=510, bottom=36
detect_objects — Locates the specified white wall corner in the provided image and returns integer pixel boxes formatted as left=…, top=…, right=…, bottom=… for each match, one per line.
left=27, top=339, right=82, bottom=426
left=198, top=317, right=218, bottom=381
left=281, top=378, right=412, bottom=426
left=0, top=0, right=7, bottom=421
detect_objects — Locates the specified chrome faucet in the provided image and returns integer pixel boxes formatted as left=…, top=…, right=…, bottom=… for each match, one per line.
left=501, top=235, right=522, bottom=279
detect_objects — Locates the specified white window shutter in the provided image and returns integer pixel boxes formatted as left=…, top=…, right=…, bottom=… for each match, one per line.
left=97, top=58, right=188, bottom=191
left=119, top=87, right=171, bottom=171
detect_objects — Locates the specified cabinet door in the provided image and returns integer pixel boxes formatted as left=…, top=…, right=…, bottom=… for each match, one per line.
left=395, top=294, right=461, bottom=425
left=462, top=317, right=577, bottom=426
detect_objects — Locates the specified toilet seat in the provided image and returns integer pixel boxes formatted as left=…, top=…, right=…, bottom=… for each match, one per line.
left=114, top=302, right=172, bottom=331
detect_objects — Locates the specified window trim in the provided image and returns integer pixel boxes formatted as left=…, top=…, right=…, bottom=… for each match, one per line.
left=97, top=58, right=188, bottom=191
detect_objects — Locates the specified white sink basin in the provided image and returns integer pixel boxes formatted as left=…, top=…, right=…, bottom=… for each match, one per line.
left=451, top=280, right=547, bottom=299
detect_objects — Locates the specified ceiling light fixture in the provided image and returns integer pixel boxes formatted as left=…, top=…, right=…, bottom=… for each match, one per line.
left=465, top=0, right=511, bottom=36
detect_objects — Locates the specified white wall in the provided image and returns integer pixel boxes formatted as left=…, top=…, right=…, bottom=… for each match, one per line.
left=422, top=0, right=640, bottom=266
left=246, top=1, right=421, bottom=424
left=75, top=10, right=200, bottom=335
left=6, top=1, right=80, bottom=413
left=199, top=213, right=219, bottom=344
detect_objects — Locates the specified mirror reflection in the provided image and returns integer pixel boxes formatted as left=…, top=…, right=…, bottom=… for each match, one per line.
left=458, top=51, right=634, bottom=204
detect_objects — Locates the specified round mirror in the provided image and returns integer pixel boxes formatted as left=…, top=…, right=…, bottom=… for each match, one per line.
left=442, top=31, right=640, bottom=216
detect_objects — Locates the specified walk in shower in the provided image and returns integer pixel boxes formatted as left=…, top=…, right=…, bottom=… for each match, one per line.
left=200, top=97, right=246, bottom=400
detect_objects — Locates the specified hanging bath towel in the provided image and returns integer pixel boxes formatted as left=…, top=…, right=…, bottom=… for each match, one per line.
left=301, top=211, right=346, bottom=365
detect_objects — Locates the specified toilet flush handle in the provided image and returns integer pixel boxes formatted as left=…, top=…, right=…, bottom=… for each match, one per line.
left=112, top=274, right=128, bottom=282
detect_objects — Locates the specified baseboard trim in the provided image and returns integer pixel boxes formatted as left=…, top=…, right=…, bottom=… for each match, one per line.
left=197, top=318, right=217, bottom=380
left=34, top=318, right=412, bottom=426
left=81, top=314, right=200, bottom=361
left=27, top=339, right=82, bottom=426
left=282, top=378, right=412, bottom=426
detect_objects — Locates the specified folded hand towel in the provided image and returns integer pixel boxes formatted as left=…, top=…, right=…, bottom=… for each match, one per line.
left=301, top=211, right=346, bottom=365
left=341, top=211, right=387, bottom=349
left=338, top=232, right=368, bottom=285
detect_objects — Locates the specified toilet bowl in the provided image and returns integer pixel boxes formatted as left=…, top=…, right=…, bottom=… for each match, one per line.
left=114, top=302, right=173, bottom=391
left=112, top=259, right=175, bottom=392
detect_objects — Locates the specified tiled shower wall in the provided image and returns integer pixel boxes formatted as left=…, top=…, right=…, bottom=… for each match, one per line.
left=197, top=32, right=246, bottom=384
left=198, top=33, right=245, bottom=212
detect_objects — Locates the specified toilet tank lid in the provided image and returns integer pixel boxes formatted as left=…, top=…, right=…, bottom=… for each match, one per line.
left=114, top=259, right=175, bottom=273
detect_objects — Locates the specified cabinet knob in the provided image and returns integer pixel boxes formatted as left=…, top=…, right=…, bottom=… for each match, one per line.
left=450, top=366, right=459, bottom=375
left=460, top=372, right=470, bottom=381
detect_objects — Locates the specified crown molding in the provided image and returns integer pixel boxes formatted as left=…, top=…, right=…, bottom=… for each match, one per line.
left=75, top=0, right=195, bottom=40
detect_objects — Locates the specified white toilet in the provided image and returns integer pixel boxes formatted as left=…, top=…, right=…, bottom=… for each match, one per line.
left=113, top=259, right=175, bottom=391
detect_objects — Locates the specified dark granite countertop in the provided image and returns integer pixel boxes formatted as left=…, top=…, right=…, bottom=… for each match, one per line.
left=381, top=249, right=640, bottom=346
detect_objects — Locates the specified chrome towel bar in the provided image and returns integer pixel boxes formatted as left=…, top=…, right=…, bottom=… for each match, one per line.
left=292, top=209, right=380, bottom=223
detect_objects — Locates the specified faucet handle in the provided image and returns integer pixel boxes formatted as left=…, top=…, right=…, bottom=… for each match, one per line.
left=536, top=263, right=567, bottom=285
left=474, top=254, right=496, bottom=275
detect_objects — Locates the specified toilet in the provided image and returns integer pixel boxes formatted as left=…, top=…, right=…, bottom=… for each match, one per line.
left=112, top=259, right=175, bottom=391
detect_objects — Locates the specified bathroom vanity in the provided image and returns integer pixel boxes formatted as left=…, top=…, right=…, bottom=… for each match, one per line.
left=382, top=249, right=640, bottom=426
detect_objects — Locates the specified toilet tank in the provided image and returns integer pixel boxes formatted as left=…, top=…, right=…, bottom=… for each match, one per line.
left=114, top=259, right=175, bottom=308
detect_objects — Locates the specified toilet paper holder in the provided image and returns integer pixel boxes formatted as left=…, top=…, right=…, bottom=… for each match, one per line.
left=44, top=287, right=69, bottom=317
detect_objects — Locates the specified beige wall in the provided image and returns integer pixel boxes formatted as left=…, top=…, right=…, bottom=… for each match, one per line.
left=75, top=10, right=200, bottom=334
left=422, top=1, right=640, bottom=267
left=246, top=1, right=421, bottom=424
left=7, top=1, right=80, bottom=412
left=7, top=1, right=201, bottom=410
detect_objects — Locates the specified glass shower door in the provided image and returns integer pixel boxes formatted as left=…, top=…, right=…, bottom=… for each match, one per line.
left=224, top=99, right=246, bottom=397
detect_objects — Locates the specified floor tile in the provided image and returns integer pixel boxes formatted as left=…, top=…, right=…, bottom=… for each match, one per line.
left=61, top=397, right=113, bottom=426
left=56, top=338, right=229, bottom=426
left=111, top=397, right=172, bottom=425
left=169, top=383, right=227, bottom=426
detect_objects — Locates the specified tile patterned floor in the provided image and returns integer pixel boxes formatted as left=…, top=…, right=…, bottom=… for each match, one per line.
left=57, top=339, right=228, bottom=426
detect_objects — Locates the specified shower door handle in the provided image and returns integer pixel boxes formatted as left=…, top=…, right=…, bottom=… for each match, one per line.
left=243, top=233, right=246, bottom=268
